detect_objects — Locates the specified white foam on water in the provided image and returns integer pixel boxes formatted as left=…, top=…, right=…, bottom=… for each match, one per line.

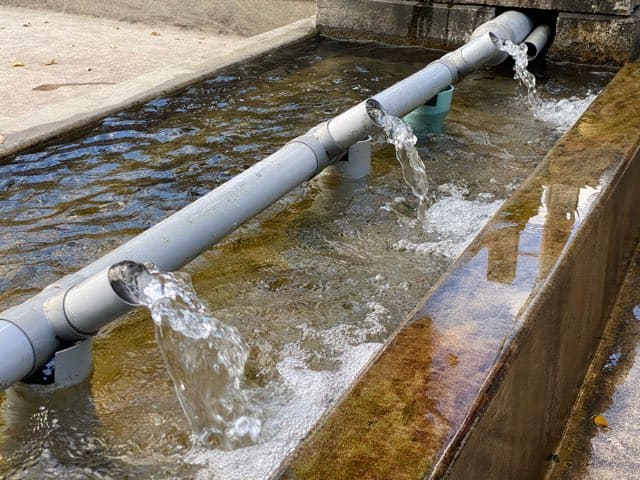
left=534, top=93, right=598, bottom=132
left=393, top=193, right=502, bottom=259
left=187, top=332, right=383, bottom=479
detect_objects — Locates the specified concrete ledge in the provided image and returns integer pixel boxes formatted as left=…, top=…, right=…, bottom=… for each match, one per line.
left=277, top=62, right=640, bottom=478
left=0, top=17, right=316, bottom=161
left=317, top=0, right=640, bottom=65
left=549, top=10, right=640, bottom=66
left=317, top=0, right=495, bottom=50
left=439, top=0, right=640, bottom=16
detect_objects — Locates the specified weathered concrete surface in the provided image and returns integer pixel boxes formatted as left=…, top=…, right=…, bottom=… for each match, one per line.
left=2, top=0, right=316, bottom=37
left=547, top=242, right=640, bottom=479
left=549, top=10, right=640, bottom=65
left=0, top=16, right=316, bottom=160
left=317, top=0, right=495, bottom=50
left=0, top=7, right=241, bottom=123
left=277, top=62, right=640, bottom=479
left=317, top=0, right=640, bottom=65
left=438, top=0, right=640, bottom=16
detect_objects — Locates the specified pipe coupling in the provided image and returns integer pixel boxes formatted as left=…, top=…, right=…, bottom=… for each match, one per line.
left=45, top=268, right=134, bottom=342
left=289, top=127, right=335, bottom=176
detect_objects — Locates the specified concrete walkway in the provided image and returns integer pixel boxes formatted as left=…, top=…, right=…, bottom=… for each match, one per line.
left=0, top=7, right=241, bottom=124
left=0, top=6, right=316, bottom=158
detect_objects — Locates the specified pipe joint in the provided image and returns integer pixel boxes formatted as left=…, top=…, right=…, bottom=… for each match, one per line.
left=431, top=60, right=459, bottom=86
left=0, top=319, right=36, bottom=389
left=313, top=122, right=345, bottom=159
left=46, top=268, right=134, bottom=342
left=290, top=129, right=334, bottom=175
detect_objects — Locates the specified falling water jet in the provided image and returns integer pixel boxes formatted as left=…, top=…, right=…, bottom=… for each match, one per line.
left=366, top=99, right=431, bottom=221
left=489, top=32, right=541, bottom=108
left=109, top=261, right=262, bottom=449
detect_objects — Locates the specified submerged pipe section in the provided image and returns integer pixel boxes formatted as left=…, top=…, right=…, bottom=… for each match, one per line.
left=0, top=11, right=541, bottom=391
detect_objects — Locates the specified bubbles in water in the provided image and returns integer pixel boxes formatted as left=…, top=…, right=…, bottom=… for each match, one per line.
left=111, top=262, right=262, bottom=449
left=491, top=34, right=598, bottom=132
left=533, top=93, right=597, bottom=132
left=392, top=190, right=502, bottom=259
left=369, top=104, right=431, bottom=220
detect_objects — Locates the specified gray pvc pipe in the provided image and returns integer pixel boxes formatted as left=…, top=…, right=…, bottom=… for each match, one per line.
left=0, top=10, right=540, bottom=391
left=525, top=25, right=552, bottom=61
left=0, top=320, right=35, bottom=391
left=326, top=11, right=534, bottom=149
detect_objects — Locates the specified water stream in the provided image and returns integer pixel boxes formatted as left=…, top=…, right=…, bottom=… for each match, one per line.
left=491, top=36, right=541, bottom=107
left=110, top=262, right=262, bottom=449
left=368, top=104, right=431, bottom=221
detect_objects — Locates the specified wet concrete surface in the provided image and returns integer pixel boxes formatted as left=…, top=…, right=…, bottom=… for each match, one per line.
left=278, top=62, right=640, bottom=479
left=547, top=242, right=640, bottom=480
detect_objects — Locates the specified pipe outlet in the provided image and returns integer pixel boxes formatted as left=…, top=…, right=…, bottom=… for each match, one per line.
left=524, top=25, right=552, bottom=61
left=108, top=260, right=151, bottom=306
left=470, top=11, right=534, bottom=66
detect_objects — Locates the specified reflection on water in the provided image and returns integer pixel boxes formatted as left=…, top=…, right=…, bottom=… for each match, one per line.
left=0, top=38, right=612, bottom=479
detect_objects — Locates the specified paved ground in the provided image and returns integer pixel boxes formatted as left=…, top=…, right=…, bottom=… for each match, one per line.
left=0, top=7, right=244, bottom=124
left=0, top=2, right=315, bottom=130
left=3, top=0, right=316, bottom=36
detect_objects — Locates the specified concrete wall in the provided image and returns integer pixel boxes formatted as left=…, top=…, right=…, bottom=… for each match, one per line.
left=317, top=0, right=640, bottom=65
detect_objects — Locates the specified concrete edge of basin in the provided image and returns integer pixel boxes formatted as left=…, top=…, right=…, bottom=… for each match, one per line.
left=276, top=62, right=640, bottom=479
left=0, top=16, right=317, bottom=161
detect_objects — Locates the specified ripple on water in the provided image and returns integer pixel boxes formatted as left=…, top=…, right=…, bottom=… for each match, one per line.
left=0, top=38, right=613, bottom=478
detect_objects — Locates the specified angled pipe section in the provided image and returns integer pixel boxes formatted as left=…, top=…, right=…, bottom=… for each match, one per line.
left=0, top=11, right=537, bottom=391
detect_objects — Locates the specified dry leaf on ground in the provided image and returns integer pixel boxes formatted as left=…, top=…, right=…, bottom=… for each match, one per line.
left=11, top=60, right=25, bottom=67
left=593, top=414, right=609, bottom=428
left=42, top=59, right=57, bottom=66
left=0, top=135, right=6, bottom=144
left=151, top=31, right=160, bottom=36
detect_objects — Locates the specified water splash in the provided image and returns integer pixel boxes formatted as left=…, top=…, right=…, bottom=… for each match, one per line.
left=491, top=35, right=541, bottom=108
left=533, top=93, right=597, bottom=132
left=368, top=102, right=430, bottom=221
left=110, top=262, right=262, bottom=449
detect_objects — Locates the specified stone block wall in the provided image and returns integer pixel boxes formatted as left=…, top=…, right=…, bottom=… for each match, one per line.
left=317, top=0, right=640, bottom=65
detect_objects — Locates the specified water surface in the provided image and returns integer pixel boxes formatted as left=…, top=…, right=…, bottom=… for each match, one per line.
left=0, top=38, right=612, bottom=479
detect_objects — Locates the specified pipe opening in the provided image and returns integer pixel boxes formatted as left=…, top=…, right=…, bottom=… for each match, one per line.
left=524, top=25, right=552, bottom=61
left=488, top=31, right=503, bottom=49
left=108, top=260, right=150, bottom=306
left=365, top=98, right=386, bottom=128
left=525, top=42, right=539, bottom=60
